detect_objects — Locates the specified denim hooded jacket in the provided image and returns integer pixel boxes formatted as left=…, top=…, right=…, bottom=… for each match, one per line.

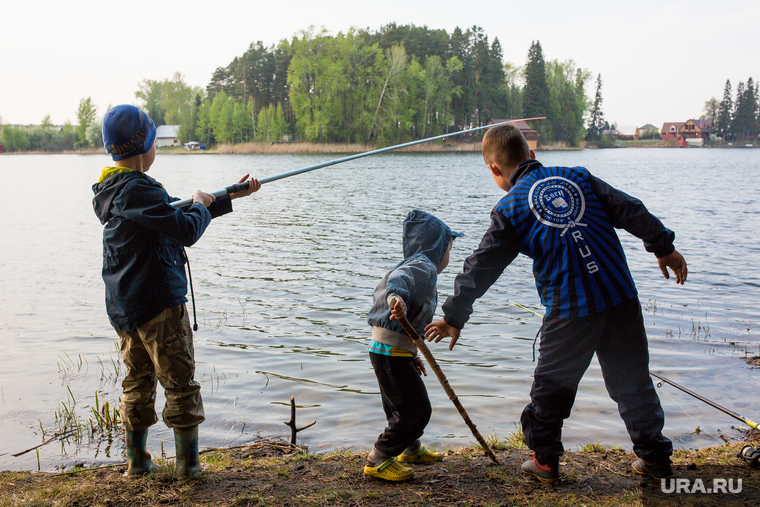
left=367, top=210, right=455, bottom=345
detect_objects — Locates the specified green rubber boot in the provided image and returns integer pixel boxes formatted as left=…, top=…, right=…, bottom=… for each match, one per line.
left=125, top=429, right=158, bottom=479
left=174, top=426, right=202, bottom=479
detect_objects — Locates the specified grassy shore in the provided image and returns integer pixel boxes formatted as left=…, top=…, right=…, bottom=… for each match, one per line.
left=166, top=140, right=487, bottom=155
left=163, top=140, right=586, bottom=155
left=8, top=139, right=747, bottom=156
left=2, top=433, right=758, bottom=506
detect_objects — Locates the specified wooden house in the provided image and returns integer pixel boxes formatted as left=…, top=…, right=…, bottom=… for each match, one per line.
left=489, top=119, right=540, bottom=149
left=679, top=119, right=712, bottom=141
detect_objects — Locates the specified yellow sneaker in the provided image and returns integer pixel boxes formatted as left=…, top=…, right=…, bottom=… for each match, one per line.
left=363, top=456, right=414, bottom=481
left=397, top=445, right=443, bottom=464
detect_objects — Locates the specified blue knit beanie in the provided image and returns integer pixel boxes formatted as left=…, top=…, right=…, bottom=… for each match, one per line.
left=102, top=105, right=156, bottom=161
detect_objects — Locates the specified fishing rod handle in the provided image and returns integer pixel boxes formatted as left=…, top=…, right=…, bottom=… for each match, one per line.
left=170, top=181, right=251, bottom=209
left=224, top=181, right=251, bottom=194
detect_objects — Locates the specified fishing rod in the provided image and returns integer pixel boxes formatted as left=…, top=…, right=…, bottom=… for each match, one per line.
left=507, top=300, right=760, bottom=431
left=170, top=117, right=546, bottom=208
left=649, top=371, right=759, bottom=430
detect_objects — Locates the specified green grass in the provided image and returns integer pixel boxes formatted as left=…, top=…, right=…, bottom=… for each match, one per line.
left=477, top=426, right=527, bottom=451
left=576, top=442, right=621, bottom=453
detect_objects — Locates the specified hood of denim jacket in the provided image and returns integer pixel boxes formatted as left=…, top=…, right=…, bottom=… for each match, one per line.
left=401, top=209, right=453, bottom=267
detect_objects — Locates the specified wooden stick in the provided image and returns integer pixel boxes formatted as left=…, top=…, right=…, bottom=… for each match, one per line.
left=396, top=315, right=500, bottom=465
left=284, top=396, right=316, bottom=446
left=12, top=430, right=76, bottom=457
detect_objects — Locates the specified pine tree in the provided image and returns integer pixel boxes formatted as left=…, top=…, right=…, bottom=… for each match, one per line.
left=748, top=77, right=759, bottom=137
left=733, top=81, right=746, bottom=138
left=734, top=78, right=758, bottom=139
left=716, top=80, right=732, bottom=138
left=523, top=41, right=548, bottom=119
left=585, top=74, right=604, bottom=142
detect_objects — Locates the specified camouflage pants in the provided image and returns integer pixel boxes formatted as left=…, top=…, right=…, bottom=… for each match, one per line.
left=115, top=304, right=205, bottom=431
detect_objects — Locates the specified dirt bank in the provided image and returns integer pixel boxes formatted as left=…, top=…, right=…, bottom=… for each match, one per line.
left=2, top=434, right=758, bottom=506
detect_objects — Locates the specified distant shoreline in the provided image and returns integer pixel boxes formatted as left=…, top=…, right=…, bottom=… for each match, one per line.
left=4, top=139, right=753, bottom=156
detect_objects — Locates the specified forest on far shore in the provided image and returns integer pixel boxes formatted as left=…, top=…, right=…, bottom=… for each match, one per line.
left=2, top=23, right=758, bottom=153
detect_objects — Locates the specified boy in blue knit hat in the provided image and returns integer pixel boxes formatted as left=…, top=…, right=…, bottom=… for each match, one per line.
left=92, top=104, right=261, bottom=479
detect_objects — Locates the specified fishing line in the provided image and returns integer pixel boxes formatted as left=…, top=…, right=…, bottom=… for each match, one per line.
left=653, top=381, right=710, bottom=438
left=508, top=300, right=543, bottom=361
left=509, top=298, right=760, bottom=432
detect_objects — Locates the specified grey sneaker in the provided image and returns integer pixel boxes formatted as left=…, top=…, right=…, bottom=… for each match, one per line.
left=632, top=459, right=674, bottom=479
left=521, top=453, right=560, bottom=483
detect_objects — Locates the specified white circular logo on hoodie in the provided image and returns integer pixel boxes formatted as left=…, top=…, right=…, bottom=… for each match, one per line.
left=528, top=176, right=585, bottom=228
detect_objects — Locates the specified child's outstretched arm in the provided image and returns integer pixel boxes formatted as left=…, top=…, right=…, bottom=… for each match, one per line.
left=658, top=250, right=688, bottom=285
left=425, top=319, right=461, bottom=351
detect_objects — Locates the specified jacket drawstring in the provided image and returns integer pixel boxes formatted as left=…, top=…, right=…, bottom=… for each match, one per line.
left=183, top=247, right=199, bottom=331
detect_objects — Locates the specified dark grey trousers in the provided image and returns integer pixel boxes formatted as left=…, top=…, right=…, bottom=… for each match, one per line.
left=521, top=296, right=672, bottom=464
left=370, top=353, right=432, bottom=456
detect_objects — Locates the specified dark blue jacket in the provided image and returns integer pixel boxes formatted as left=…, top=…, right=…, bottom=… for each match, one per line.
left=92, top=171, right=232, bottom=330
left=443, top=159, right=675, bottom=327
left=367, top=210, right=454, bottom=337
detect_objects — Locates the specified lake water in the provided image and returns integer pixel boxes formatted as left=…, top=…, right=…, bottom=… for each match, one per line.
left=1, top=148, right=758, bottom=472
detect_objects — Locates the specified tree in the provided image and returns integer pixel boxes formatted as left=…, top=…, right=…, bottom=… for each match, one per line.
left=209, top=91, right=234, bottom=144
left=545, top=60, right=589, bottom=146
left=76, top=97, right=97, bottom=148
left=732, top=78, right=758, bottom=139
left=474, top=35, right=508, bottom=125
left=502, top=62, right=523, bottom=120
left=57, top=122, right=78, bottom=151
left=0, top=125, right=30, bottom=152
left=231, top=101, right=254, bottom=142
left=287, top=27, right=383, bottom=143
left=416, top=55, right=462, bottom=138
left=137, top=73, right=203, bottom=144
left=196, top=100, right=214, bottom=145
left=28, top=115, right=61, bottom=152
left=701, top=97, right=718, bottom=122
left=586, top=74, right=605, bottom=142
left=367, top=45, right=408, bottom=143
left=136, top=80, right=167, bottom=126
left=716, top=80, right=732, bottom=137
left=523, top=41, right=549, bottom=121
left=86, top=120, right=104, bottom=149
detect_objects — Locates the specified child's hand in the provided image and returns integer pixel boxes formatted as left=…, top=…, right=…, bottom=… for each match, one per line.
left=414, top=357, right=427, bottom=377
left=658, top=250, right=688, bottom=285
left=229, top=174, right=261, bottom=199
left=425, top=319, right=461, bottom=351
left=192, top=190, right=216, bottom=208
left=389, top=298, right=407, bottom=321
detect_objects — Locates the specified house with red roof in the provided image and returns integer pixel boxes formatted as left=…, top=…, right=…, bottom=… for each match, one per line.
left=661, top=122, right=684, bottom=141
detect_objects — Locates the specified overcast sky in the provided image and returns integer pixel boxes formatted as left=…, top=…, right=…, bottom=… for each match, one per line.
left=2, top=0, right=758, bottom=129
